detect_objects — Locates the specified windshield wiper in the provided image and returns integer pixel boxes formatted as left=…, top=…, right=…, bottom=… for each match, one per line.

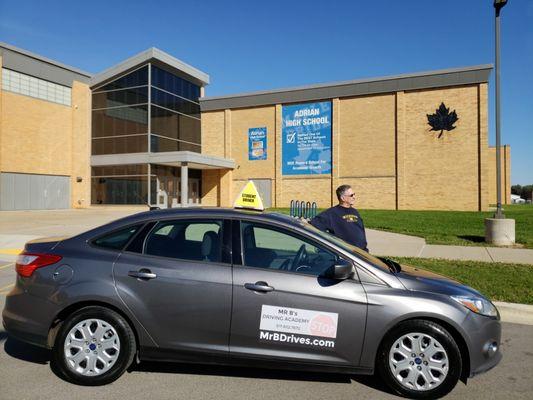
left=378, top=257, right=402, bottom=273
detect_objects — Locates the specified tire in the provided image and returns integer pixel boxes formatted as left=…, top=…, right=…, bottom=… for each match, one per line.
left=376, top=320, right=462, bottom=399
left=51, top=306, right=136, bottom=386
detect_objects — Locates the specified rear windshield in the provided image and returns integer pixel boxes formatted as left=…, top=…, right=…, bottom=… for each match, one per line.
left=297, top=219, right=391, bottom=272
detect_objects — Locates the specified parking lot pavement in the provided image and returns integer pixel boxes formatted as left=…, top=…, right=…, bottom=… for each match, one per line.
left=0, top=263, right=15, bottom=296
left=1, top=260, right=531, bottom=400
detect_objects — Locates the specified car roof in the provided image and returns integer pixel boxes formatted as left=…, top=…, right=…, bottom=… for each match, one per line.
left=110, top=207, right=301, bottom=228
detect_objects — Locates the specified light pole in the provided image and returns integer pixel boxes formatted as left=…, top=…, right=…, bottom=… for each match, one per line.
left=494, top=0, right=507, bottom=218
left=485, top=0, right=515, bottom=246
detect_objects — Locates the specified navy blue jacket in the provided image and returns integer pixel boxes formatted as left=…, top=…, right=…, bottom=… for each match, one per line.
left=310, top=205, right=368, bottom=252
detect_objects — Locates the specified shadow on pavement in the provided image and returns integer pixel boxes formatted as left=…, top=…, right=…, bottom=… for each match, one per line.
left=3, top=334, right=50, bottom=365
left=1, top=331, right=394, bottom=397
left=351, top=374, right=396, bottom=396
left=132, top=360, right=353, bottom=383
left=132, top=361, right=394, bottom=394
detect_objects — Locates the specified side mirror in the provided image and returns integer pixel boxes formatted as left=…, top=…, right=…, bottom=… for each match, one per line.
left=324, top=260, right=353, bottom=280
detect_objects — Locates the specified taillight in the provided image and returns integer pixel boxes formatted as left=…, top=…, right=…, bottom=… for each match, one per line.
left=16, top=252, right=62, bottom=277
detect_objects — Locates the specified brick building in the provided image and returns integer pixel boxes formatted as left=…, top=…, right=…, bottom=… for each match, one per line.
left=200, top=66, right=510, bottom=211
left=0, top=42, right=510, bottom=211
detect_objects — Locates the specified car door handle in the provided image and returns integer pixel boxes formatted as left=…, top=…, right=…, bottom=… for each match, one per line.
left=128, top=269, right=157, bottom=280
left=244, top=281, right=274, bottom=293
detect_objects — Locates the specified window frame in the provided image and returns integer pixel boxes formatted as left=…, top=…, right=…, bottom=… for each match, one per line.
left=235, top=219, right=351, bottom=278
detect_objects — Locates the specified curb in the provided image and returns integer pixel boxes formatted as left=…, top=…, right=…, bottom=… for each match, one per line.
left=494, top=301, right=533, bottom=326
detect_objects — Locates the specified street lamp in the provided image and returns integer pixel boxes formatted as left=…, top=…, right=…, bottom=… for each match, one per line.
left=494, top=0, right=507, bottom=218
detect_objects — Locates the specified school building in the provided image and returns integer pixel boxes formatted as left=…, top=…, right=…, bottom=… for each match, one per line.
left=0, top=42, right=510, bottom=211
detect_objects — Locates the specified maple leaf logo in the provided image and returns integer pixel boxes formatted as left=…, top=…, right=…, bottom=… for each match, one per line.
left=427, top=102, right=459, bottom=138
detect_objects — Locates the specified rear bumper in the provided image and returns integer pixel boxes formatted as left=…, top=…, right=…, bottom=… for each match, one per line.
left=2, top=315, right=49, bottom=348
left=2, top=288, right=53, bottom=349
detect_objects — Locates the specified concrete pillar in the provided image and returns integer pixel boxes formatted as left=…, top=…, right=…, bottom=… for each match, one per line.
left=181, top=162, right=188, bottom=207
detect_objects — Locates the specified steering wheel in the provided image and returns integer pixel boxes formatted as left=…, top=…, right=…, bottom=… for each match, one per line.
left=290, top=244, right=308, bottom=271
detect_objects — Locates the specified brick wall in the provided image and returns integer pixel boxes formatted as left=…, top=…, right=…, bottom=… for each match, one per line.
left=0, top=65, right=91, bottom=208
left=201, top=83, right=502, bottom=211
left=487, top=145, right=511, bottom=205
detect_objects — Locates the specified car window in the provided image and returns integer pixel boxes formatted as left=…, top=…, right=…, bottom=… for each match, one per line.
left=298, top=220, right=391, bottom=272
left=241, top=222, right=337, bottom=276
left=124, top=222, right=157, bottom=253
left=185, top=223, right=220, bottom=241
left=92, top=224, right=142, bottom=250
left=144, top=219, right=223, bottom=263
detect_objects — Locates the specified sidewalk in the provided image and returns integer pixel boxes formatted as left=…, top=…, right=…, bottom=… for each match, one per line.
left=367, top=229, right=533, bottom=265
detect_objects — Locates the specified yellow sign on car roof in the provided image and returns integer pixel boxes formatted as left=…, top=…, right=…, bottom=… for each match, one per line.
left=234, top=180, right=264, bottom=211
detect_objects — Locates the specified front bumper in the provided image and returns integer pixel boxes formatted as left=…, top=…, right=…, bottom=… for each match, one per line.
left=463, top=311, right=502, bottom=378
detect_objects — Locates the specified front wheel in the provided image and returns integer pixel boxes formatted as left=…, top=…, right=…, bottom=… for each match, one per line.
left=51, top=306, right=136, bottom=386
left=377, top=320, right=462, bottom=399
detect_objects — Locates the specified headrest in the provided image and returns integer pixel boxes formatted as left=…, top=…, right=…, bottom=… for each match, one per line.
left=201, top=231, right=219, bottom=259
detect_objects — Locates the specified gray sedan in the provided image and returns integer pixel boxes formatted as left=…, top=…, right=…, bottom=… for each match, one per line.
left=2, top=208, right=501, bottom=399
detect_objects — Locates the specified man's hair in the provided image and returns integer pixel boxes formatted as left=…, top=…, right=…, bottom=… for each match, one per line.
left=336, top=185, right=352, bottom=202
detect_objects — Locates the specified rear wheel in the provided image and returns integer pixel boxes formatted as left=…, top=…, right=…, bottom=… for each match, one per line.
left=51, top=306, right=136, bottom=385
left=377, top=320, right=462, bottom=399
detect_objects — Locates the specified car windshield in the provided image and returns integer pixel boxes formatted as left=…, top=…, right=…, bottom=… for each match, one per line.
left=296, top=219, right=393, bottom=273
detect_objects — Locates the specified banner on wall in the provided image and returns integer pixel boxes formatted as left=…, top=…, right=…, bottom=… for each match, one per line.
left=282, top=101, right=331, bottom=175
left=248, top=127, right=267, bottom=160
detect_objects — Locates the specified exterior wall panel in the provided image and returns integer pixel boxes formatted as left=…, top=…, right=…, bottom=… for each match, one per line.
left=71, top=81, right=91, bottom=208
left=341, top=177, right=396, bottom=210
left=339, top=94, right=396, bottom=178
left=0, top=172, right=70, bottom=210
left=398, top=86, right=481, bottom=211
left=487, top=145, right=511, bottom=205
left=230, top=107, right=276, bottom=181
left=201, top=111, right=225, bottom=158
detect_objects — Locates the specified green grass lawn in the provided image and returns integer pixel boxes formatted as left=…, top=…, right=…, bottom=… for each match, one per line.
left=269, top=204, right=533, bottom=248
left=393, top=257, right=533, bottom=305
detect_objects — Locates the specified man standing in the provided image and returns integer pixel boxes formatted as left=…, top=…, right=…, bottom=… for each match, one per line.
left=310, top=185, right=368, bottom=252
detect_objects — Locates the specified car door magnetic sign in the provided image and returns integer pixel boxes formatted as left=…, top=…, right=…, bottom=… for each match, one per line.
left=259, top=305, right=338, bottom=349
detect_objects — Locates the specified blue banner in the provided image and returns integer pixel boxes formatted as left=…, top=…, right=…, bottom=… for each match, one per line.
left=282, top=101, right=332, bottom=175
left=248, top=127, right=267, bottom=160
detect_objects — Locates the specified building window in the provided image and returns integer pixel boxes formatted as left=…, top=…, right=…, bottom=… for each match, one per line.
left=150, top=105, right=201, bottom=152
left=91, top=63, right=202, bottom=156
left=1, top=68, right=71, bottom=106
left=92, top=86, right=148, bottom=109
left=93, top=65, right=148, bottom=92
left=151, top=65, right=200, bottom=102
left=91, top=164, right=148, bottom=205
left=92, top=65, right=150, bottom=155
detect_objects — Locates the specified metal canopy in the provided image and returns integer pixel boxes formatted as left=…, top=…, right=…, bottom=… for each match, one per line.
left=91, top=151, right=235, bottom=170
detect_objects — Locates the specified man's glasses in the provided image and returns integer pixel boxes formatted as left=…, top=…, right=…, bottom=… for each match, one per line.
left=344, top=193, right=356, bottom=198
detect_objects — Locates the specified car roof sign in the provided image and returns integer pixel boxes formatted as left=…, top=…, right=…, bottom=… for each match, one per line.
left=234, top=180, right=264, bottom=211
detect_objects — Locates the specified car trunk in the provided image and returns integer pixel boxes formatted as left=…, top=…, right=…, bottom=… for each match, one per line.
left=23, top=236, right=71, bottom=253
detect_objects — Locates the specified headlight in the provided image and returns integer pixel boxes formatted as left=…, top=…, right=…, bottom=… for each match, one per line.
left=451, top=295, right=498, bottom=318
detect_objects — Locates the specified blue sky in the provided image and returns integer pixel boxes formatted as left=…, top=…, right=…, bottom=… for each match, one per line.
left=1, top=0, right=532, bottom=184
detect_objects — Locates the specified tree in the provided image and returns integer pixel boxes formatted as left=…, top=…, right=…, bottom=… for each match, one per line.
left=511, top=184, right=522, bottom=195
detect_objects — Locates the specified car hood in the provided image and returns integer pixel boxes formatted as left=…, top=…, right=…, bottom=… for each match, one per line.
left=395, top=264, right=483, bottom=298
